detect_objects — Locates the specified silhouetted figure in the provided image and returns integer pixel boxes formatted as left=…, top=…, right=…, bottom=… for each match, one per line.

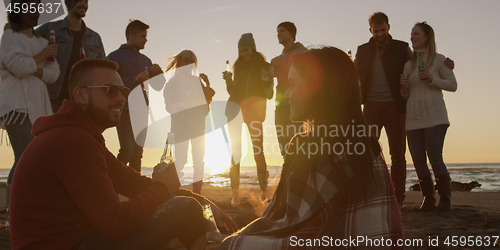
left=400, top=22, right=457, bottom=212
left=270, top=21, right=307, bottom=156
left=36, top=0, right=106, bottom=113
left=0, top=0, right=60, bottom=230
left=217, top=47, right=404, bottom=250
left=107, top=20, right=165, bottom=173
left=223, top=33, right=272, bottom=206
left=164, top=50, right=215, bottom=194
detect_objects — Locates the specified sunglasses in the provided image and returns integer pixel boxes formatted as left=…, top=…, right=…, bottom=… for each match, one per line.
left=81, top=85, right=131, bottom=98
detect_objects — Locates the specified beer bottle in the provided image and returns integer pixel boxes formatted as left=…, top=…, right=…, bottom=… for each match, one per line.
left=47, top=30, right=56, bottom=62
left=225, top=59, right=231, bottom=73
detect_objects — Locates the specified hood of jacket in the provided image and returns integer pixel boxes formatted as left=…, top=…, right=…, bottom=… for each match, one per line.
left=32, top=100, right=105, bottom=146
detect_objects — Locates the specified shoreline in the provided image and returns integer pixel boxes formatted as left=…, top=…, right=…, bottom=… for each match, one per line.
left=0, top=185, right=498, bottom=249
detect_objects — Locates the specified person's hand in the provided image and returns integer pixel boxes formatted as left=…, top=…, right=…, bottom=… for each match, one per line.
left=43, top=44, right=58, bottom=59
left=152, top=163, right=180, bottom=194
left=200, top=73, right=210, bottom=87
left=222, top=71, right=232, bottom=83
left=419, top=68, right=434, bottom=83
left=150, top=64, right=163, bottom=76
left=444, top=57, right=454, bottom=70
left=33, top=68, right=43, bottom=79
left=208, top=201, right=237, bottom=233
left=135, top=71, right=149, bottom=83
left=400, top=74, right=410, bottom=96
left=400, top=73, right=409, bottom=87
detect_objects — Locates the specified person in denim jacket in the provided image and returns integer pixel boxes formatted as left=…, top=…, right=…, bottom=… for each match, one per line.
left=36, top=0, right=105, bottom=112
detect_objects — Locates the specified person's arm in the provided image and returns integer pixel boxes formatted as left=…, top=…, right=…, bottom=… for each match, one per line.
left=39, top=58, right=60, bottom=84
left=443, top=57, right=454, bottom=70
left=429, top=56, right=457, bottom=92
left=148, top=62, right=166, bottom=91
left=200, top=73, right=216, bottom=104
left=400, top=63, right=411, bottom=100
left=54, top=136, right=170, bottom=241
left=1, top=33, right=38, bottom=78
left=223, top=71, right=234, bottom=94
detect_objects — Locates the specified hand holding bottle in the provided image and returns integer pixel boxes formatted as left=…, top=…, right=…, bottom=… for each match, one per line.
left=418, top=69, right=433, bottom=83
left=134, top=71, right=149, bottom=83
left=43, top=44, right=58, bottom=59
left=152, top=163, right=180, bottom=194
left=222, top=71, right=232, bottom=84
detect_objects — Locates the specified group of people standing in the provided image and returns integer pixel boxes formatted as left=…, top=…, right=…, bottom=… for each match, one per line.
left=0, top=0, right=458, bottom=248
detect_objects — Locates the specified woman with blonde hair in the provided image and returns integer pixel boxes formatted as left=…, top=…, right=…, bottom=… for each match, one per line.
left=400, top=22, right=457, bottom=212
left=163, top=50, right=214, bottom=194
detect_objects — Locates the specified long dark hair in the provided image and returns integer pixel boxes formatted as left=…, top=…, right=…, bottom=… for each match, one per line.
left=233, top=48, right=267, bottom=73
left=7, top=0, right=41, bottom=36
left=291, top=47, right=382, bottom=199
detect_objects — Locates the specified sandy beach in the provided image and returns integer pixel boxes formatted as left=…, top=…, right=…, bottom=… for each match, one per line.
left=0, top=184, right=499, bottom=249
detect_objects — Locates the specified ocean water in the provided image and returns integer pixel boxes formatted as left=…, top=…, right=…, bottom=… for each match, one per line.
left=1, top=163, right=498, bottom=192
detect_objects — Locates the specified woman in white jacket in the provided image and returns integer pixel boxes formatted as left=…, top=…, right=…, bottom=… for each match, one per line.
left=0, top=0, right=60, bottom=220
left=163, top=50, right=214, bottom=194
left=400, top=22, right=457, bottom=213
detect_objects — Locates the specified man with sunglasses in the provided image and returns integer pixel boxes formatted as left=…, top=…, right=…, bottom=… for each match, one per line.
left=107, top=20, right=165, bottom=173
left=9, top=59, right=236, bottom=250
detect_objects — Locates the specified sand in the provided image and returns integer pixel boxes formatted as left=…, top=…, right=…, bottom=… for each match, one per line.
left=0, top=184, right=499, bottom=249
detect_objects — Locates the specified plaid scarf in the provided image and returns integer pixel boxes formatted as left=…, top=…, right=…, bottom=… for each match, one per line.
left=217, top=140, right=403, bottom=249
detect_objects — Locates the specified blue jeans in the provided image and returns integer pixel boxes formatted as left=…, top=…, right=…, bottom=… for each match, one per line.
left=117, top=109, right=144, bottom=173
left=75, top=196, right=205, bottom=250
left=406, top=124, right=449, bottom=178
left=4, top=112, right=34, bottom=184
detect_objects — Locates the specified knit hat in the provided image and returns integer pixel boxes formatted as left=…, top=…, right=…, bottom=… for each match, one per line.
left=277, top=21, right=297, bottom=40
left=238, top=33, right=256, bottom=51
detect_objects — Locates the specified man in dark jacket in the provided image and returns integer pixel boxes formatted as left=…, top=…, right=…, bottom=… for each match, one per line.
left=107, top=20, right=165, bottom=173
left=9, top=59, right=235, bottom=250
left=355, top=12, right=412, bottom=208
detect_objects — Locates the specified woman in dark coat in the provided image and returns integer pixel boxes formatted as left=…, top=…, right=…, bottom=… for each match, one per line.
left=223, top=33, right=273, bottom=206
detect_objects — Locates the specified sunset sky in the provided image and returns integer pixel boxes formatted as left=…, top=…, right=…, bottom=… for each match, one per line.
left=0, top=0, right=499, bottom=171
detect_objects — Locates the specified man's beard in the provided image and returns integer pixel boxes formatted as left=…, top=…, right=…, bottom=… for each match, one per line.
left=376, top=35, right=388, bottom=45
left=87, top=96, right=120, bottom=130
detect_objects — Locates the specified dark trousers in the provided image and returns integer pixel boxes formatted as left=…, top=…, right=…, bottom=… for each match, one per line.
left=275, top=104, right=302, bottom=156
left=75, top=196, right=205, bottom=250
left=117, top=109, right=144, bottom=173
left=363, top=101, right=407, bottom=201
left=4, top=112, right=34, bottom=184
left=406, top=124, right=449, bottom=178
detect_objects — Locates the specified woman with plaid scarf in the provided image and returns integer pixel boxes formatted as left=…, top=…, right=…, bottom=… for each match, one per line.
left=216, top=47, right=404, bottom=249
